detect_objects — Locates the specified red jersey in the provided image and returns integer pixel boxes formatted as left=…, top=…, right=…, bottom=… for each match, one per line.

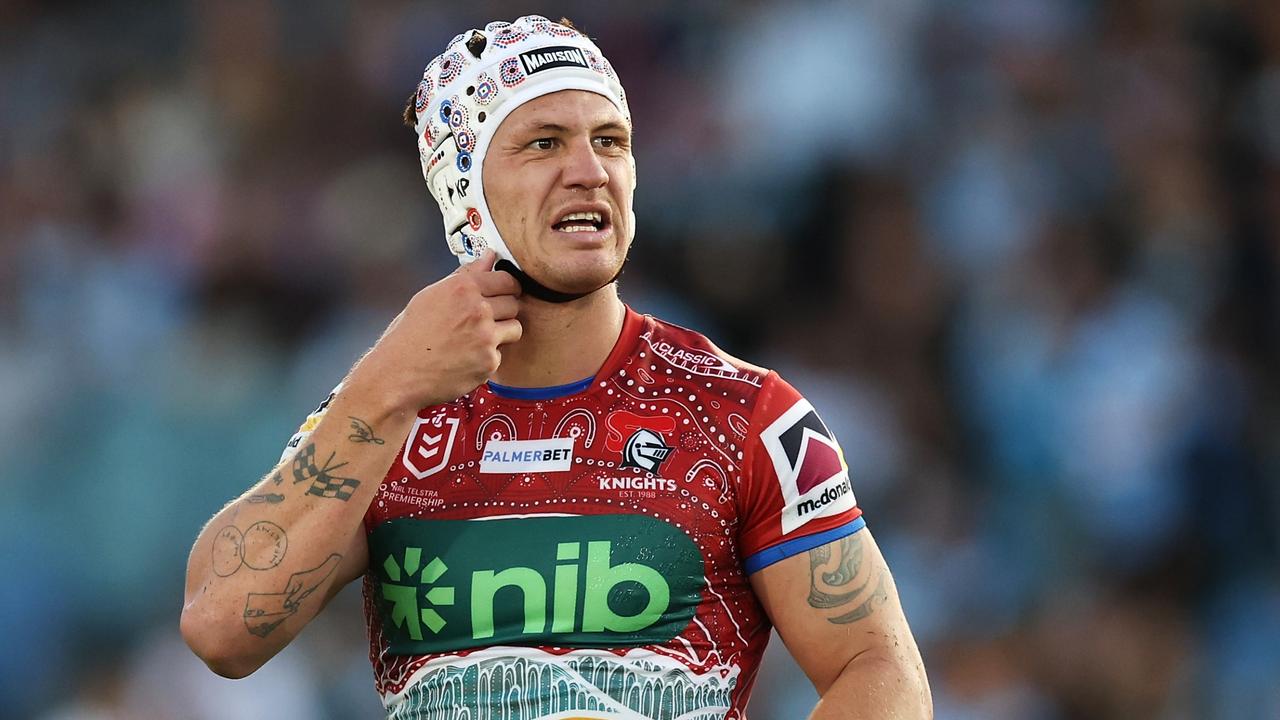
left=288, top=307, right=864, bottom=719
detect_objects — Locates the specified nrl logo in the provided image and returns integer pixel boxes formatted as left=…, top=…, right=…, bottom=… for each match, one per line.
left=620, top=429, right=673, bottom=474
left=403, top=416, right=460, bottom=479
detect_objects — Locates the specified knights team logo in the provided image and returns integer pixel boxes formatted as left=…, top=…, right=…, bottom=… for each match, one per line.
left=606, top=411, right=676, bottom=474
left=620, top=429, right=673, bottom=473
left=403, top=416, right=460, bottom=479
left=760, top=399, right=856, bottom=534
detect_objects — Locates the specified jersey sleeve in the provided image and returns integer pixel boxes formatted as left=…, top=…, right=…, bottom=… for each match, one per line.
left=737, top=371, right=865, bottom=574
left=279, top=383, right=343, bottom=462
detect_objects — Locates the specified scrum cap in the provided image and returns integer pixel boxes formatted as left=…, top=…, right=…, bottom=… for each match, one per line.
left=410, top=16, right=631, bottom=285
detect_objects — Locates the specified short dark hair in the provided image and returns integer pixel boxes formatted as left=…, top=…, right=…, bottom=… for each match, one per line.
left=403, top=17, right=588, bottom=131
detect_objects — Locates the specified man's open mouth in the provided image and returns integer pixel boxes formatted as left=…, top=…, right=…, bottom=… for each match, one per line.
left=552, top=210, right=608, bottom=233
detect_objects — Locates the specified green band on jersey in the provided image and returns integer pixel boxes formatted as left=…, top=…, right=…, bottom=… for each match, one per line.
left=370, top=514, right=706, bottom=654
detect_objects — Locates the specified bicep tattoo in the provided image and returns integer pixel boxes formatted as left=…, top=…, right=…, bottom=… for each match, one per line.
left=807, top=533, right=888, bottom=625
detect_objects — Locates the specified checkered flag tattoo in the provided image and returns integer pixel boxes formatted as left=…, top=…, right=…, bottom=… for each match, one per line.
left=307, top=475, right=360, bottom=500
left=291, top=444, right=322, bottom=482
left=291, top=443, right=361, bottom=501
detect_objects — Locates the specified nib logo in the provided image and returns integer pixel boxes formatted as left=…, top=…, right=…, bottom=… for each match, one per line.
left=370, top=515, right=705, bottom=653
left=381, top=548, right=454, bottom=640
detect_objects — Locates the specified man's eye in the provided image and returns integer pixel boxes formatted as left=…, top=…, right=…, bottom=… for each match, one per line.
left=593, top=137, right=617, bottom=148
left=531, top=138, right=555, bottom=150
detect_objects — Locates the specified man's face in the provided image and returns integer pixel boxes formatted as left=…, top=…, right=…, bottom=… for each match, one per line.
left=482, top=90, right=634, bottom=295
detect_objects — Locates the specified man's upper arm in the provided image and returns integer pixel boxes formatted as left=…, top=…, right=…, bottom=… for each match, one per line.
left=737, top=370, right=927, bottom=707
left=748, top=525, right=920, bottom=695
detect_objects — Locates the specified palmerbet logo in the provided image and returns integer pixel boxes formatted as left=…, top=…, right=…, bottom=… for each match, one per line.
left=371, top=515, right=703, bottom=653
left=381, top=541, right=668, bottom=641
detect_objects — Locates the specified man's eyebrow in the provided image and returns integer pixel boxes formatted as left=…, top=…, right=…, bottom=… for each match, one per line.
left=522, top=122, right=570, bottom=134
left=517, top=121, right=631, bottom=135
left=592, top=121, right=631, bottom=135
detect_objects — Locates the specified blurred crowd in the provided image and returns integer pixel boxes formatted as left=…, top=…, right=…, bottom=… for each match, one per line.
left=3, top=0, right=1279, bottom=718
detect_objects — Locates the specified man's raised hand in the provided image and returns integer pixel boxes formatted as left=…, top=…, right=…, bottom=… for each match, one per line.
left=348, top=250, right=522, bottom=413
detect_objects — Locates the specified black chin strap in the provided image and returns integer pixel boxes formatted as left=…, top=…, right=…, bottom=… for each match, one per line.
left=494, top=258, right=623, bottom=304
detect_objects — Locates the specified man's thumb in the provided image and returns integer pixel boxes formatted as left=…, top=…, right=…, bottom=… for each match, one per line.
left=459, top=249, right=498, bottom=273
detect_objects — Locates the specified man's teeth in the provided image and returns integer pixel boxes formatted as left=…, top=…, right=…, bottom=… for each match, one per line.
left=557, top=211, right=602, bottom=225
left=554, top=210, right=604, bottom=233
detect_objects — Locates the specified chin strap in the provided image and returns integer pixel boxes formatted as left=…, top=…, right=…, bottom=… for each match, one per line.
left=494, top=258, right=623, bottom=304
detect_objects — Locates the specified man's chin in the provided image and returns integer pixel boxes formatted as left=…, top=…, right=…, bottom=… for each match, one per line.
left=529, top=263, right=623, bottom=298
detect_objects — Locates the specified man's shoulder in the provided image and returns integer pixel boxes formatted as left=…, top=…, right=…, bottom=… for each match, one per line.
left=637, top=312, right=772, bottom=391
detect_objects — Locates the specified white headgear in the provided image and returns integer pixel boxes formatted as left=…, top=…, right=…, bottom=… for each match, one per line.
left=411, top=15, right=631, bottom=269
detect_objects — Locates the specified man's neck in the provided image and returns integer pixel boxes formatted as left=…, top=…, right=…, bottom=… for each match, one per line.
left=491, top=285, right=626, bottom=389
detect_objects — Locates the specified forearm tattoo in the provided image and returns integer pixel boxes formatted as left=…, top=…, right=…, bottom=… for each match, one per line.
left=807, top=533, right=888, bottom=624
left=242, top=554, right=342, bottom=638
left=212, top=521, right=289, bottom=577
left=246, top=493, right=285, bottom=504
left=347, top=416, right=385, bottom=445
left=291, top=442, right=361, bottom=501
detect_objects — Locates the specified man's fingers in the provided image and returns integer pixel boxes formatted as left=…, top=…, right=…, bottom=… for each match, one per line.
left=477, top=267, right=522, bottom=297
left=458, top=249, right=520, bottom=297
left=458, top=249, right=498, bottom=274
left=494, top=318, right=523, bottom=346
left=487, top=296, right=520, bottom=321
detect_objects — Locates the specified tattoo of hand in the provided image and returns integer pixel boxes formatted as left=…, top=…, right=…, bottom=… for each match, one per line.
left=807, top=533, right=887, bottom=624
left=243, top=554, right=342, bottom=638
left=347, top=416, right=385, bottom=445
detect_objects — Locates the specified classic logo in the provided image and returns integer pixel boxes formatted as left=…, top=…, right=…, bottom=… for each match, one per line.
left=518, top=45, right=589, bottom=75
left=370, top=515, right=705, bottom=654
left=760, top=399, right=856, bottom=534
left=480, top=437, right=574, bottom=474
left=648, top=338, right=738, bottom=372
left=403, top=416, right=460, bottom=479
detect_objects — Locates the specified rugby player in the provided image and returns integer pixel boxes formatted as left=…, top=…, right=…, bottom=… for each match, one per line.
left=181, top=15, right=931, bottom=719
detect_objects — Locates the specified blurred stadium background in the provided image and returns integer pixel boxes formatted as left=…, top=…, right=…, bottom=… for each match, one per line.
left=3, top=0, right=1279, bottom=718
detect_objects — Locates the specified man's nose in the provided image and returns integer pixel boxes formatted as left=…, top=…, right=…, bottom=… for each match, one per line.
left=561, top=138, right=609, bottom=190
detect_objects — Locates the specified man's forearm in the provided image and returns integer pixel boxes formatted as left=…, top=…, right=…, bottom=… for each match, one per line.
left=809, top=649, right=933, bottom=720
left=180, top=376, right=416, bottom=677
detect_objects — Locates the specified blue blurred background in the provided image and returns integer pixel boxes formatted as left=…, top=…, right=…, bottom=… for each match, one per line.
left=3, top=1, right=1279, bottom=718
